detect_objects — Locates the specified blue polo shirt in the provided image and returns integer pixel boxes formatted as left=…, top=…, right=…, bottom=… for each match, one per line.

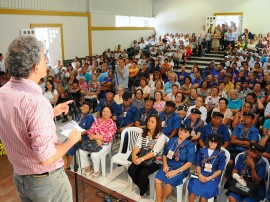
left=117, top=104, right=138, bottom=128
left=160, top=112, right=181, bottom=137
left=231, top=124, right=259, bottom=152
left=135, top=107, right=158, bottom=126
left=200, top=123, right=230, bottom=146
left=96, top=99, right=121, bottom=117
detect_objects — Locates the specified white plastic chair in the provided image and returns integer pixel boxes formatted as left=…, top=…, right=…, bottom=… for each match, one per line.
left=78, top=142, right=112, bottom=177
left=110, top=127, right=143, bottom=186
left=98, top=142, right=112, bottom=177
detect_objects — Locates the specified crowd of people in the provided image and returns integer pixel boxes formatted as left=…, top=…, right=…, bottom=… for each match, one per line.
left=2, top=23, right=270, bottom=201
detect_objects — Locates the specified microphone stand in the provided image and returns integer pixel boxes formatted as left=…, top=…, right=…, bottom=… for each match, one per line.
left=73, top=101, right=79, bottom=202
left=68, top=91, right=79, bottom=202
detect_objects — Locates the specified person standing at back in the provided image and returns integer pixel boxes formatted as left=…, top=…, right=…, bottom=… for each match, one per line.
left=0, top=36, right=81, bottom=202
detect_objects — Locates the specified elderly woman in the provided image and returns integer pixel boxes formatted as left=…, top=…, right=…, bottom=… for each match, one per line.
left=186, top=96, right=207, bottom=122
left=212, top=98, right=233, bottom=126
left=128, top=114, right=167, bottom=198
left=188, top=134, right=226, bottom=201
left=114, top=85, right=124, bottom=104
left=155, top=124, right=195, bottom=202
left=79, top=106, right=117, bottom=177
left=227, top=142, right=266, bottom=202
left=63, top=102, right=95, bottom=169
left=164, top=73, right=180, bottom=94
left=227, top=89, right=243, bottom=114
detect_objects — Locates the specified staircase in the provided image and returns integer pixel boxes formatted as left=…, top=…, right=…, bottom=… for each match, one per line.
left=178, top=50, right=224, bottom=73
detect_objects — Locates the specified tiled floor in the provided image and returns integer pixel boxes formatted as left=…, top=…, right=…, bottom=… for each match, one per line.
left=57, top=116, right=228, bottom=202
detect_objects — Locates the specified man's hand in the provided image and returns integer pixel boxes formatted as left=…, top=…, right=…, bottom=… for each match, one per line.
left=68, top=128, right=81, bottom=144
left=53, top=100, right=73, bottom=117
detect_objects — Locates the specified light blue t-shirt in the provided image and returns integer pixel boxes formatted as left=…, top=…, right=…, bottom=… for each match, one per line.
left=227, top=98, right=242, bottom=110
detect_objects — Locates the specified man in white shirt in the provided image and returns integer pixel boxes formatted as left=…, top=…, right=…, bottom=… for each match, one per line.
left=0, top=53, right=6, bottom=72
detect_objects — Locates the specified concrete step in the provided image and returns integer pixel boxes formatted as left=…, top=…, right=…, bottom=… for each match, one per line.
left=186, top=60, right=217, bottom=66
left=204, top=53, right=224, bottom=58
left=189, top=56, right=224, bottom=62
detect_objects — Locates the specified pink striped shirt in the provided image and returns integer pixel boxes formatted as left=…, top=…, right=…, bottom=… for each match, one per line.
left=0, top=78, right=63, bottom=175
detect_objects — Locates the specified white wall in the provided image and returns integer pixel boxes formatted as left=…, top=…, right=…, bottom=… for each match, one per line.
left=0, top=14, right=88, bottom=61
left=0, top=0, right=88, bottom=12
left=91, top=13, right=155, bottom=55
left=92, top=30, right=155, bottom=55
left=89, top=0, right=152, bottom=17
left=153, top=0, right=270, bottom=36
left=0, top=0, right=153, bottom=17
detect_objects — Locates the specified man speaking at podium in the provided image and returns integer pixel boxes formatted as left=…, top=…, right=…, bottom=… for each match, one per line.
left=0, top=36, right=81, bottom=201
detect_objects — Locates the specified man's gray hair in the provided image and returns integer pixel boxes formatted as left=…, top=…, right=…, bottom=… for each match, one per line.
left=5, top=36, right=44, bottom=79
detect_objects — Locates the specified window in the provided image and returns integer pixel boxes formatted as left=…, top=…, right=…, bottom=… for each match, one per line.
left=116, top=15, right=155, bottom=27
left=115, top=16, right=130, bottom=27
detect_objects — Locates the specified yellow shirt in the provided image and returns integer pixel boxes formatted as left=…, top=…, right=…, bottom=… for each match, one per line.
left=224, top=82, right=234, bottom=94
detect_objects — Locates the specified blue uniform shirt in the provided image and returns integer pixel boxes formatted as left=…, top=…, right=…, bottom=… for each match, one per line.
left=231, top=124, right=259, bottom=152
left=117, top=104, right=138, bottom=128
left=96, top=99, right=121, bottom=117
left=196, top=147, right=226, bottom=179
left=160, top=112, right=181, bottom=137
left=200, top=123, right=230, bottom=146
left=183, top=118, right=204, bottom=134
left=135, top=107, right=158, bottom=126
left=234, top=153, right=266, bottom=200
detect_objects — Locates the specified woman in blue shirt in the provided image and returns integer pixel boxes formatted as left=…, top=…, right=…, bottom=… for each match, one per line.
left=188, top=133, right=226, bottom=201
left=227, top=89, right=243, bottom=114
left=155, top=124, right=195, bottom=202
left=64, top=102, right=95, bottom=169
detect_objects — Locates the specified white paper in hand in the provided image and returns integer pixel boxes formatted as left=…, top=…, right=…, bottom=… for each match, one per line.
left=60, top=120, right=85, bottom=137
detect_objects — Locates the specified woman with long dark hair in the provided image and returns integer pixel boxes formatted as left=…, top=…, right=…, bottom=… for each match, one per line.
left=128, top=114, right=167, bottom=198
left=43, top=80, right=59, bottom=106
